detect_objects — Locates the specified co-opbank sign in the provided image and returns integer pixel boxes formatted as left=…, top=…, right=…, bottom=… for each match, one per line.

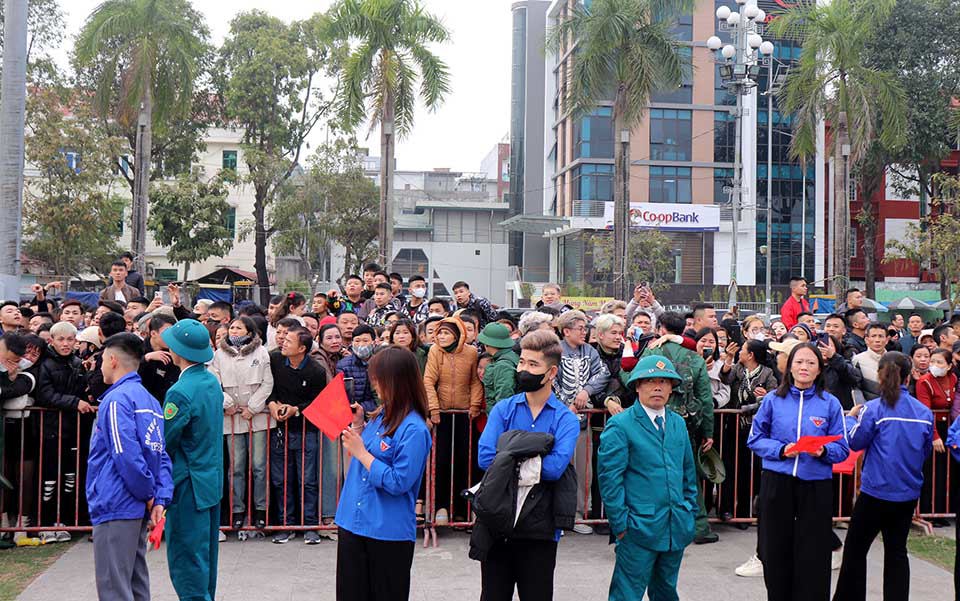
left=603, top=202, right=721, bottom=232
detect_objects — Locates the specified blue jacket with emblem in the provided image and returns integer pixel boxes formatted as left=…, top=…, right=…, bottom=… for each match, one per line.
left=747, top=385, right=849, bottom=481
left=86, top=372, right=173, bottom=525
left=598, top=404, right=698, bottom=552
left=845, top=387, right=933, bottom=502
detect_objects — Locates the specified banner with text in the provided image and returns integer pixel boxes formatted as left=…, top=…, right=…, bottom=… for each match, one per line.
left=603, top=202, right=721, bottom=232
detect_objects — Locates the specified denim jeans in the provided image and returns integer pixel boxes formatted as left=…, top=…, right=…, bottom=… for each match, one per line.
left=270, top=425, right=319, bottom=527
left=226, top=430, right=267, bottom=515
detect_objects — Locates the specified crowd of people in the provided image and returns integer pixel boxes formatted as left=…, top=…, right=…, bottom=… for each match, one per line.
left=2, top=258, right=960, bottom=600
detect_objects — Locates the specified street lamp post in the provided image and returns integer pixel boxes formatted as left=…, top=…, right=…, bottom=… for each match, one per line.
left=707, top=0, right=773, bottom=308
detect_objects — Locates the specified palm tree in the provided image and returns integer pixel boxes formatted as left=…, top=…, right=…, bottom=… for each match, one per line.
left=328, top=0, right=451, bottom=269
left=75, top=0, right=207, bottom=276
left=0, top=0, right=28, bottom=296
left=770, top=0, right=906, bottom=294
left=548, top=0, right=695, bottom=301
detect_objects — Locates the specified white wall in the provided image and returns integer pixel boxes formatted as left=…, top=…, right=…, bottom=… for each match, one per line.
left=394, top=241, right=509, bottom=306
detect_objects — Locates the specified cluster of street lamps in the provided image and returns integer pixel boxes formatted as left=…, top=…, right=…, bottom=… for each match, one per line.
left=705, top=0, right=775, bottom=308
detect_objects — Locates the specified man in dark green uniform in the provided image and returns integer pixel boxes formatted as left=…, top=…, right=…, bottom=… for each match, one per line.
left=637, top=311, right=718, bottom=544
left=160, top=319, right=224, bottom=601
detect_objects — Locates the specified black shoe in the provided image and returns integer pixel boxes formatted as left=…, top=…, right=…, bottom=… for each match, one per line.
left=254, top=510, right=267, bottom=529
left=931, top=518, right=951, bottom=528
left=594, top=523, right=611, bottom=536
left=694, top=532, right=720, bottom=545
left=719, top=512, right=733, bottom=522
left=232, top=513, right=245, bottom=530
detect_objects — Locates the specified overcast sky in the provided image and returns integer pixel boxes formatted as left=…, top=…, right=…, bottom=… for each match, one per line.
left=55, top=0, right=514, bottom=173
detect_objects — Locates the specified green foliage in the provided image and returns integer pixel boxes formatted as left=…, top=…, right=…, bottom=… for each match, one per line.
left=0, top=0, right=65, bottom=78
left=282, top=280, right=311, bottom=295
left=329, top=0, right=451, bottom=137
left=547, top=0, right=694, bottom=126
left=771, top=0, right=907, bottom=164
left=22, top=89, right=126, bottom=276
left=147, top=170, right=235, bottom=274
left=885, top=173, right=960, bottom=311
left=73, top=0, right=209, bottom=131
left=592, top=229, right=675, bottom=292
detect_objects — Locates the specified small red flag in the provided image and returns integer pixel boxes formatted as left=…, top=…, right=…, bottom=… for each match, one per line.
left=148, top=514, right=166, bottom=550
left=832, top=449, right=863, bottom=475
left=791, top=434, right=842, bottom=454
left=302, top=372, right=353, bottom=441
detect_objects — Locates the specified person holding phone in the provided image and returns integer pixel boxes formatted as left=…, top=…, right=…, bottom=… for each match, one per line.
left=336, top=347, right=431, bottom=601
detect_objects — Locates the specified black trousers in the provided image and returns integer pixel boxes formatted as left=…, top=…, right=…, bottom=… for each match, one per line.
left=336, top=527, right=415, bottom=601
left=433, top=413, right=471, bottom=518
left=833, top=492, right=914, bottom=601
left=757, top=470, right=833, bottom=601
left=481, top=538, right=558, bottom=601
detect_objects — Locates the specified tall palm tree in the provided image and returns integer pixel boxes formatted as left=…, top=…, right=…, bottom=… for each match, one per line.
left=75, top=0, right=207, bottom=276
left=770, top=0, right=906, bottom=293
left=329, top=0, right=451, bottom=269
left=0, top=0, right=27, bottom=297
left=549, top=0, right=694, bottom=300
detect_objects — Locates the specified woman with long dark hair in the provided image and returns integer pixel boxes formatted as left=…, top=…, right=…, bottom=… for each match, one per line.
left=316, top=323, right=344, bottom=381
left=389, top=318, right=427, bottom=374
left=267, top=292, right=306, bottom=350
left=335, top=346, right=432, bottom=601
left=747, top=343, right=849, bottom=601
left=833, top=352, right=933, bottom=601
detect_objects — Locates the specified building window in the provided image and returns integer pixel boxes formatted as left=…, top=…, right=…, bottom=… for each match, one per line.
left=224, top=207, right=236, bottom=238
left=714, top=112, right=736, bottom=163
left=650, top=166, right=691, bottom=203
left=573, top=163, right=614, bottom=203
left=62, top=150, right=81, bottom=174
left=222, top=150, right=238, bottom=171
left=154, top=268, right=179, bottom=282
left=714, top=168, right=734, bottom=204
left=574, top=107, right=614, bottom=159
left=649, top=109, right=692, bottom=161
left=651, top=47, right=693, bottom=103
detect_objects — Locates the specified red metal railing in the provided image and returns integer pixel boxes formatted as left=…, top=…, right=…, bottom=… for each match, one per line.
left=1, top=407, right=954, bottom=544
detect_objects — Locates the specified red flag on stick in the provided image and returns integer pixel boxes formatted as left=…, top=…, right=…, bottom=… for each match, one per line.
left=303, top=372, right=354, bottom=441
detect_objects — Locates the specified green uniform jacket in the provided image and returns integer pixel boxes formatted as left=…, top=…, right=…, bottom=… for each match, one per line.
left=163, top=364, right=224, bottom=511
left=632, top=342, right=714, bottom=440
left=597, top=404, right=698, bottom=552
left=482, top=348, right=519, bottom=412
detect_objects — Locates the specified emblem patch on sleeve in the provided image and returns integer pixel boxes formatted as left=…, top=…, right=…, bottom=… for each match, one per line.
left=164, top=402, right=179, bottom=420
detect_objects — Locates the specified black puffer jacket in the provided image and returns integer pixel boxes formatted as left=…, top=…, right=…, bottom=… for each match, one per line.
left=821, top=353, right=863, bottom=410
left=35, top=348, right=88, bottom=436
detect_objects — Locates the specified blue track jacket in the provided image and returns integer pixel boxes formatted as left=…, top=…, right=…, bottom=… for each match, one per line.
left=844, top=387, right=933, bottom=502
left=86, top=372, right=173, bottom=525
left=747, top=385, right=849, bottom=480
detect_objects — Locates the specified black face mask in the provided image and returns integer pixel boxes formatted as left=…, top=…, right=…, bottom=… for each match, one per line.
left=516, top=369, right=548, bottom=393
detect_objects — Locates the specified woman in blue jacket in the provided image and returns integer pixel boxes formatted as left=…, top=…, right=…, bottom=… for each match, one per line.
left=747, top=342, right=849, bottom=601
left=834, top=352, right=933, bottom=601
left=335, top=346, right=432, bottom=601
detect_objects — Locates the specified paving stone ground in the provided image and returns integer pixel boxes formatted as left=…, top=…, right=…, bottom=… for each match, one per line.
left=18, top=525, right=954, bottom=600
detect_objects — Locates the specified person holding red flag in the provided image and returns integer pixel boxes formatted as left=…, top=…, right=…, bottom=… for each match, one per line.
left=335, top=346, right=432, bottom=601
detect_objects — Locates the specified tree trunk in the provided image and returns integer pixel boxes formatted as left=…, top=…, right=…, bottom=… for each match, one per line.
left=254, top=188, right=270, bottom=305
left=182, top=261, right=190, bottom=282
left=132, top=84, right=153, bottom=277
left=832, top=129, right=847, bottom=295
left=612, top=95, right=629, bottom=301
left=0, top=0, right=28, bottom=298
left=379, top=82, right=396, bottom=270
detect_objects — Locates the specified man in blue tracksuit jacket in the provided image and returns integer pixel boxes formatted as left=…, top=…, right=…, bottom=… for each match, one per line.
left=87, top=333, right=173, bottom=601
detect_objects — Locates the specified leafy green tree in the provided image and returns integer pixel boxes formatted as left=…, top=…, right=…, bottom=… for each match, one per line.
left=0, top=0, right=65, bottom=84
left=593, top=229, right=676, bottom=294
left=219, top=10, right=341, bottom=303
left=328, top=0, right=451, bottom=269
left=74, top=0, right=209, bottom=275
left=771, top=0, right=907, bottom=292
left=886, top=173, right=960, bottom=310
left=22, top=89, right=126, bottom=277
left=147, top=170, right=235, bottom=281
left=548, top=0, right=694, bottom=300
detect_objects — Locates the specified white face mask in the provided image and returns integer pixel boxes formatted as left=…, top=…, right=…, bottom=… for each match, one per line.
left=751, top=331, right=766, bottom=341
left=930, top=365, right=949, bottom=378
left=411, top=287, right=427, bottom=299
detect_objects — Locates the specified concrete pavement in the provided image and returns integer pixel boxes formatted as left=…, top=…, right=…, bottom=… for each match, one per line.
left=17, top=525, right=954, bottom=600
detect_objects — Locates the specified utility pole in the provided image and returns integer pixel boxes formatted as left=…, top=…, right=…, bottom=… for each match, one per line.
left=0, top=0, right=28, bottom=299
left=613, top=128, right=630, bottom=300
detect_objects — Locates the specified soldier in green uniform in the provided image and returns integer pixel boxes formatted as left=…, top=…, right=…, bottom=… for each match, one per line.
left=160, top=319, right=224, bottom=601
left=635, top=311, right=718, bottom=544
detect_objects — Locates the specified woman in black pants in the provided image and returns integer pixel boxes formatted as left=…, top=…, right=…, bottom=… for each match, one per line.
left=833, top=352, right=934, bottom=601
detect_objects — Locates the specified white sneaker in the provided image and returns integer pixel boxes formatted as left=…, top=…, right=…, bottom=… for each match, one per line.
left=38, top=530, right=58, bottom=545
left=218, top=530, right=227, bottom=543
left=53, top=524, right=71, bottom=543
left=735, top=554, right=764, bottom=578
left=572, top=515, right=593, bottom=535
left=832, top=549, right=843, bottom=570
left=434, top=508, right=449, bottom=525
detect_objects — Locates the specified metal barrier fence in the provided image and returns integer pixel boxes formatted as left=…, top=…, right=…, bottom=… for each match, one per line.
left=1, top=407, right=954, bottom=543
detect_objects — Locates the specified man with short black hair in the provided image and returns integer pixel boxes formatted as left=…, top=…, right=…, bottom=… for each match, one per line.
left=119, top=252, right=146, bottom=296
left=311, top=293, right=330, bottom=320
left=336, top=312, right=360, bottom=347
left=329, top=275, right=365, bottom=315
left=88, top=332, right=171, bottom=601
left=0, top=301, right=22, bottom=335
left=689, top=304, right=718, bottom=334
left=824, top=314, right=853, bottom=358
left=901, top=313, right=925, bottom=354
left=852, top=323, right=888, bottom=399
left=934, top=323, right=958, bottom=351
left=844, top=309, right=869, bottom=355
left=59, top=300, right=84, bottom=329
left=139, top=314, right=180, bottom=403
left=427, top=297, right=450, bottom=319
left=389, top=272, right=406, bottom=305
left=358, top=283, right=397, bottom=328
left=100, top=261, right=139, bottom=304
left=206, top=301, right=234, bottom=326
left=360, top=262, right=382, bottom=300
left=779, top=277, right=810, bottom=330
left=797, top=312, right=817, bottom=329
left=402, top=276, right=431, bottom=323
left=452, top=281, right=498, bottom=327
